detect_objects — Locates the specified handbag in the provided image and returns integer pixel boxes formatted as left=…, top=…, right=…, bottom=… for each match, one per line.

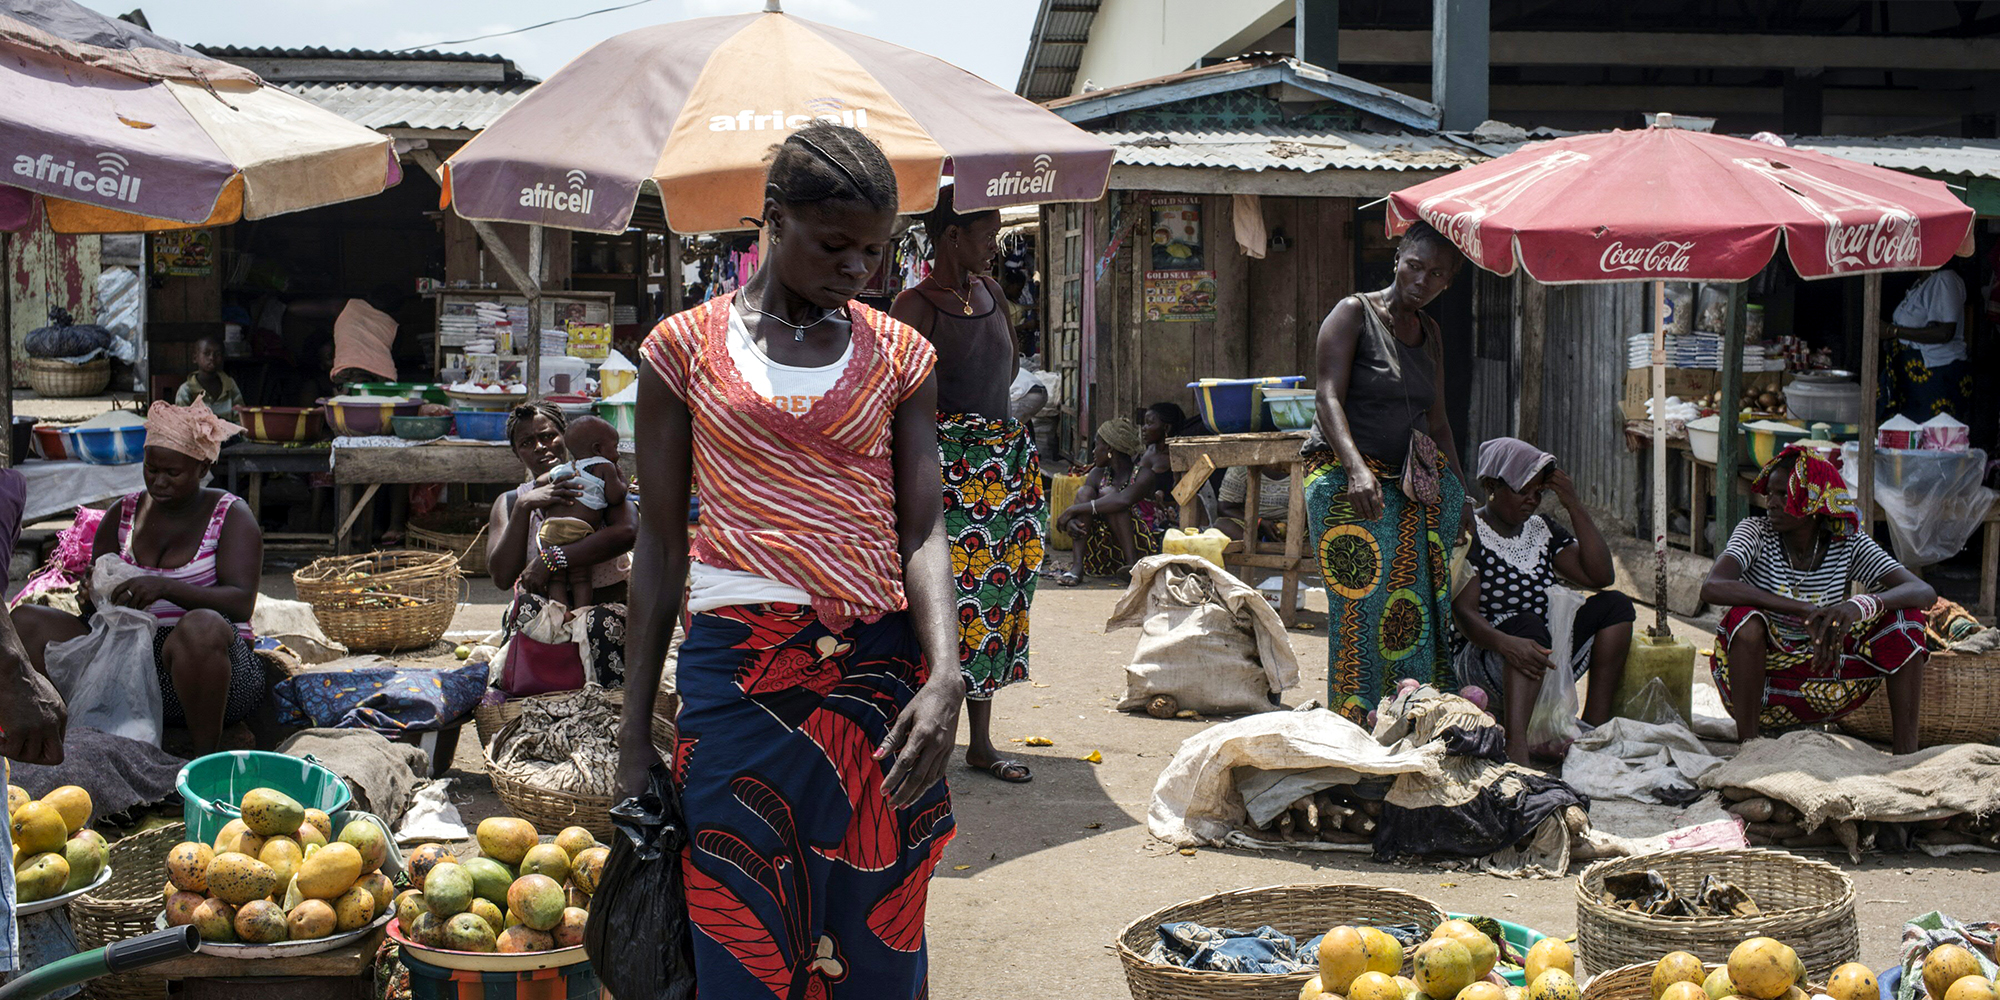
left=1402, top=428, right=1442, bottom=506
left=498, top=633, right=584, bottom=696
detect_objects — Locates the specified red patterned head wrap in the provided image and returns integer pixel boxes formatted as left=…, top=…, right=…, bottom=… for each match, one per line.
left=1751, top=443, right=1858, bottom=536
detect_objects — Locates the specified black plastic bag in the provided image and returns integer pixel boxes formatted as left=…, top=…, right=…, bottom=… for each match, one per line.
left=24, top=307, right=112, bottom=359
left=584, top=764, right=695, bottom=1000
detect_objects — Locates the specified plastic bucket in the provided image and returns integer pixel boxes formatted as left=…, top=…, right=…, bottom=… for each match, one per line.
left=1447, top=913, right=1550, bottom=986
left=400, top=951, right=604, bottom=1000
left=1189, top=376, right=1305, bottom=434
left=452, top=409, right=510, bottom=441
left=176, top=751, right=352, bottom=847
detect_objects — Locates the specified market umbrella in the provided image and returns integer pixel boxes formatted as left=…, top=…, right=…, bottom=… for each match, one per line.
left=1385, top=119, right=1974, bottom=631
left=439, top=1, right=1114, bottom=234
left=0, top=0, right=397, bottom=234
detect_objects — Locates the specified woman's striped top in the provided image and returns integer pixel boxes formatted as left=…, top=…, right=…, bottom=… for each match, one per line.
left=642, top=293, right=936, bottom=627
left=1720, top=516, right=1902, bottom=608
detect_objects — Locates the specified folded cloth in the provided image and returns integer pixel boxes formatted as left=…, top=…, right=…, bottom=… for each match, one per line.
left=274, top=658, right=489, bottom=733
left=1149, top=922, right=1313, bottom=975
left=5, top=726, right=186, bottom=820
left=538, top=516, right=595, bottom=547
left=1561, top=718, right=1726, bottom=806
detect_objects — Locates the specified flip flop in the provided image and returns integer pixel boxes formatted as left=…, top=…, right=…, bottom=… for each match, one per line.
left=1054, top=570, right=1082, bottom=587
left=976, top=759, right=1033, bottom=783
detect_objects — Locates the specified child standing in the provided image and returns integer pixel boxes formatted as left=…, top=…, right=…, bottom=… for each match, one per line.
left=533, top=415, right=627, bottom=611
left=173, top=335, right=245, bottom=421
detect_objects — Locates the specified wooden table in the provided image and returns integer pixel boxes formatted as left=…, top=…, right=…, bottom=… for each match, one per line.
left=1165, top=431, right=1313, bottom=624
left=331, top=442, right=638, bottom=554
left=149, top=925, right=383, bottom=1000
left=220, top=443, right=333, bottom=552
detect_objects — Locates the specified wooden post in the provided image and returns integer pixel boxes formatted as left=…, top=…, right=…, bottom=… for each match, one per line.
left=525, top=224, right=544, bottom=401
left=1859, top=272, right=1880, bottom=527
left=1516, top=275, right=1546, bottom=443
left=1649, top=281, right=1670, bottom=638
left=1715, top=282, right=1746, bottom=537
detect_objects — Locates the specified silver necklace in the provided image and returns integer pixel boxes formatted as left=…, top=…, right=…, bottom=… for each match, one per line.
left=745, top=303, right=840, bottom=341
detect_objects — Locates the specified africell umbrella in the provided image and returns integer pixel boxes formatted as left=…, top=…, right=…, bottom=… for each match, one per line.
left=440, top=4, right=1113, bottom=234
left=1386, top=125, right=1973, bottom=283
left=0, top=0, right=395, bottom=233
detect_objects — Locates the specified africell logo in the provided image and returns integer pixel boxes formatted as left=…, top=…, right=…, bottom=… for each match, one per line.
left=519, top=169, right=595, bottom=215
left=1414, top=149, right=1591, bottom=262
left=1599, top=240, right=1696, bottom=274
left=12, top=151, right=142, bottom=203
left=986, top=154, right=1058, bottom=199
left=1736, top=158, right=1922, bottom=271
left=708, top=97, right=871, bottom=132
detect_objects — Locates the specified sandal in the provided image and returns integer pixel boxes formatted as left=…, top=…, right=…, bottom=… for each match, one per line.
left=1054, top=570, right=1082, bottom=587
left=975, top=759, right=1034, bottom=783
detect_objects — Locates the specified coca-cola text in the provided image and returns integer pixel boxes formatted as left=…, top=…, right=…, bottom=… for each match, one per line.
left=1599, top=240, right=1696, bottom=274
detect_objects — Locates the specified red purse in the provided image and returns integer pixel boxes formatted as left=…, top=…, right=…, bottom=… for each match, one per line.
left=498, top=632, right=585, bottom=696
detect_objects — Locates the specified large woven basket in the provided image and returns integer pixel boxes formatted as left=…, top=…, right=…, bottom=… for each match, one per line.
left=1576, top=849, right=1857, bottom=981
left=26, top=356, right=110, bottom=397
left=474, top=688, right=677, bottom=749
left=486, top=756, right=616, bottom=842
left=1837, top=649, right=2000, bottom=748
left=71, top=822, right=184, bottom=1000
left=294, top=550, right=464, bottom=653
left=1116, top=883, right=1445, bottom=1000
left=406, top=506, right=490, bottom=578
left=1583, top=962, right=1824, bottom=1000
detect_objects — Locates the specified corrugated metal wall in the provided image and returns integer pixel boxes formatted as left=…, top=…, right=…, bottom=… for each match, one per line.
left=1541, top=281, right=1644, bottom=531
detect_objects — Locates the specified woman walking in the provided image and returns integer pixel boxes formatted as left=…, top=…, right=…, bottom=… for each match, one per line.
left=615, top=123, right=962, bottom=999
left=1304, top=222, right=1468, bottom=723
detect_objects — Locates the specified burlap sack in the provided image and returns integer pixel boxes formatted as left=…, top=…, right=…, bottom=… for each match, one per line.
left=1106, top=554, right=1301, bottom=716
left=1699, top=730, right=2000, bottom=829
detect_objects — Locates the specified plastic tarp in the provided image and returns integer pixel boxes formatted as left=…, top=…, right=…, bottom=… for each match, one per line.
left=1842, top=443, right=1996, bottom=568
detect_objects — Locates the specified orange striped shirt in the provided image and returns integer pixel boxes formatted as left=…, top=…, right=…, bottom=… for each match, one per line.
left=643, top=294, right=937, bottom=626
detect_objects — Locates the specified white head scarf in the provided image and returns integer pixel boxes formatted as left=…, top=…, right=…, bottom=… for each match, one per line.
left=1477, top=437, right=1556, bottom=494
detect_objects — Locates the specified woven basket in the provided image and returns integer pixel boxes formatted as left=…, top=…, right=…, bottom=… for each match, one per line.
left=406, top=506, right=491, bottom=578
left=1116, top=883, right=1445, bottom=1000
left=294, top=550, right=464, bottom=653
left=487, top=758, right=617, bottom=842
left=473, top=689, right=677, bottom=750
left=1583, top=962, right=1824, bottom=1000
left=1576, top=849, right=1857, bottom=981
left=1047, top=472, right=1084, bottom=550
left=1837, top=649, right=2000, bottom=748
left=26, top=356, right=110, bottom=397
left=71, top=822, right=184, bottom=1000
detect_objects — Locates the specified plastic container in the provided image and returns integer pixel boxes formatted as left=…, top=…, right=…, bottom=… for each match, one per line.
left=1614, top=632, right=1695, bottom=726
left=60, top=425, right=146, bottom=465
left=31, top=424, right=69, bottom=460
left=1188, top=376, right=1306, bottom=434
left=351, top=381, right=448, bottom=405
left=1162, top=527, right=1230, bottom=568
left=1261, top=387, right=1316, bottom=431
left=1446, top=914, right=1550, bottom=986
left=1686, top=414, right=1722, bottom=464
left=325, top=398, right=423, bottom=437
left=1742, top=419, right=1810, bottom=468
left=451, top=409, right=509, bottom=441
left=392, top=415, right=453, bottom=440
left=597, top=399, right=636, bottom=438
left=1786, top=372, right=1864, bottom=425
left=237, top=406, right=326, bottom=444
left=399, top=948, right=601, bottom=998
left=176, top=750, right=352, bottom=847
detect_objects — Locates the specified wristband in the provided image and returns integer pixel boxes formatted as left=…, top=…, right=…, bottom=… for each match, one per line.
left=1846, top=594, right=1881, bottom=620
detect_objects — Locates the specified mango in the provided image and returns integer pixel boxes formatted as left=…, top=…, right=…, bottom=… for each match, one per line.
left=206, top=852, right=279, bottom=906
left=507, top=873, right=566, bottom=932
left=1662, top=984, right=1711, bottom=1000
left=463, top=857, right=515, bottom=907
left=518, top=844, right=571, bottom=885
left=11, top=801, right=66, bottom=855
left=240, top=788, right=307, bottom=837
left=1433, top=920, right=1500, bottom=983
left=443, top=912, right=499, bottom=953
left=165, top=890, right=207, bottom=926
left=1704, top=967, right=1736, bottom=1000
left=1728, top=938, right=1796, bottom=1000
left=553, top=827, right=597, bottom=860
left=61, top=835, right=106, bottom=893
left=407, top=843, right=457, bottom=890
left=1461, top=984, right=1508, bottom=1000
left=234, top=900, right=289, bottom=944
left=296, top=842, right=364, bottom=900
left=303, top=808, right=334, bottom=842
left=1352, top=972, right=1404, bottom=1000
left=1945, top=978, right=2000, bottom=1000
left=40, top=785, right=92, bottom=835
left=408, top=911, right=446, bottom=948
left=1528, top=970, right=1582, bottom=1000
left=1525, top=939, right=1574, bottom=987
left=1928, top=946, right=1986, bottom=1000
left=212, top=818, right=249, bottom=852
left=71, top=828, right=108, bottom=857
left=1415, top=938, right=1476, bottom=1000
left=259, top=836, right=305, bottom=891
left=1320, top=926, right=1370, bottom=993
left=13, top=852, right=70, bottom=903
left=476, top=817, right=539, bottom=866
left=295, top=823, right=327, bottom=849
left=1655, top=953, right=1707, bottom=1000
left=394, top=889, right=428, bottom=932
left=337, top=818, right=389, bottom=875
left=334, top=884, right=378, bottom=932
left=566, top=886, right=591, bottom=911
left=469, top=898, right=506, bottom=936
left=425, top=862, right=476, bottom=916
left=215, top=826, right=267, bottom=859
left=496, top=925, right=554, bottom=953
left=287, top=899, right=337, bottom=940
left=570, top=846, right=608, bottom=896
left=1360, top=926, right=1405, bottom=977
left=357, top=872, right=396, bottom=913
left=167, top=841, right=215, bottom=892
left=191, top=898, right=238, bottom=942
left=553, top=907, right=589, bottom=948
left=1825, top=964, right=1879, bottom=1000
left=6, top=784, right=27, bottom=818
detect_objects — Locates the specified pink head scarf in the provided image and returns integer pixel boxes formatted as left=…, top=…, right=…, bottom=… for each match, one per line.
left=146, top=397, right=243, bottom=462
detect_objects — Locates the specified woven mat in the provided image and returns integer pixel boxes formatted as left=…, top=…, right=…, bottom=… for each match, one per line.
left=1698, top=730, right=2000, bottom=829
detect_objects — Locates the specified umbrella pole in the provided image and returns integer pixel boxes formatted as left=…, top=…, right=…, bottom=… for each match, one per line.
left=1859, top=272, right=1880, bottom=527
left=1651, top=281, right=1670, bottom=638
left=526, top=224, right=544, bottom=401
left=1716, top=282, right=1746, bottom=536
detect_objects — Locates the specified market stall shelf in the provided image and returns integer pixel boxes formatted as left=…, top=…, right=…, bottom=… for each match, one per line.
left=137, top=926, right=387, bottom=1000
left=1166, top=431, right=1313, bottom=625
left=328, top=441, right=636, bottom=555
left=220, top=443, right=334, bottom=553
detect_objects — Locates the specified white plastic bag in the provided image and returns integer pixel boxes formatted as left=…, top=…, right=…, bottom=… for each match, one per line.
left=1841, top=443, right=1996, bottom=567
left=1524, top=587, right=1585, bottom=758
left=46, top=603, right=162, bottom=745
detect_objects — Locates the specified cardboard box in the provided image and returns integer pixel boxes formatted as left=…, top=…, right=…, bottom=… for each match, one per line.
left=1619, top=368, right=1790, bottom=421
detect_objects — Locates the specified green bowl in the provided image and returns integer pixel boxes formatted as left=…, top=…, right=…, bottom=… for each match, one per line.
left=1447, top=913, right=1551, bottom=986
left=392, top=414, right=453, bottom=440
left=353, top=381, right=448, bottom=405
left=177, top=750, right=352, bottom=847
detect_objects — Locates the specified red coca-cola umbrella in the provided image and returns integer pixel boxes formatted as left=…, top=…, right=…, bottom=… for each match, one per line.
left=1385, top=124, right=1972, bottom=283
left=1387, top=119, right=1973, bottom=634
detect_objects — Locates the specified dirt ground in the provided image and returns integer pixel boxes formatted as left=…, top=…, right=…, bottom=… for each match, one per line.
left=295, top=568, right=1995, bottom=1000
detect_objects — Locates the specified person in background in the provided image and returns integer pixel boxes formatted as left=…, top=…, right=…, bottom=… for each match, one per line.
left=616, top=123, right=960, bottom=998
left=1054, top=403, right=1184, bottom=582
left=1882, top=263, right=1973, bottom=421
left=529, top=415, right=629, bottom=615
left=1052, top=418, right=1139, bottom=586
left=1451, top=438, right=1633, bottom=764
left=1701, top=445, right=1934, bottom=754
left=1214, top=464, right=1292, bottom=543
left=173, top=335, right=244, bottom=421
left=11, top=402, right=260, bottom=756
left=1304, top=220, right=1469, bottom=724
left=892, top=183, right=1045, bottom=786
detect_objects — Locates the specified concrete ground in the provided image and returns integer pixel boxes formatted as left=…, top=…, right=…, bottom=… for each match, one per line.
left=298, top=569, right=1990, bottom=1000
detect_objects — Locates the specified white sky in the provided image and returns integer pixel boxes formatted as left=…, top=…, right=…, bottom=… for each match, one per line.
left=76, top=0, right=1041, bottom=89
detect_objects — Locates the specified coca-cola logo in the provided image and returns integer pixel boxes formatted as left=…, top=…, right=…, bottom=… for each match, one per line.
left=1422, top=207, right=1485, bottom=258
left=1599, top=240, right=1696, bottom=274
left=1824, top=211, right=1920, bottom=269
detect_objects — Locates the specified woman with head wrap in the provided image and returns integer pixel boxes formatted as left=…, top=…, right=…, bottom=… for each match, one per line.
left=1054, top=403, right=1184, bottom=583
left=11, top=398, right=264, bottom=754
left=1701, top=445, right=1933, bottom=754
left=1452, top=438, right=1633, bottom=764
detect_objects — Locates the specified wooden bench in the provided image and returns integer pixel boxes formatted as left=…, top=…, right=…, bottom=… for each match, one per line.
left=1165, top=431, right=1314, bottom=624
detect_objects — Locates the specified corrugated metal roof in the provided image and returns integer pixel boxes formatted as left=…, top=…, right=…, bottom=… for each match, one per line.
left=1096, top=128, right=1499, bottom=173
left=1017, top=0, right=1101, bottom=100
left=280, top=81, right=536, bottom=132
left=196, top=44, right=507, bottom=64
left=1788, top=135, right=2000, bottom=180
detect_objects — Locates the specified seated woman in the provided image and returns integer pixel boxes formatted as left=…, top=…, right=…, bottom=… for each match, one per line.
left=486, top=402, right=637, bottom=688
left=1214, top=464, right=1292, bottom=543
left=1452, top=438, right=1633, bottom=763
left=1701, top=445, right=1933, bottom=754
left=1052, top=418, right=1137, bottom=586
left=1055, top=403, right=1183, bottom=582
left=11, top=400, right=263, bottom=755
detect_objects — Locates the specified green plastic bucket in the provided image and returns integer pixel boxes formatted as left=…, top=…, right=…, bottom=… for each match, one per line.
left=400, top=951, right=603, bottom=1000
left=176, top=751, right=352, bottom=846
left=1448, top=914, right=1551, bottom=986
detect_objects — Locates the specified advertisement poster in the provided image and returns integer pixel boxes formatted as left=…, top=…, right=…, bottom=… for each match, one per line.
left=151, top=230, right=213, bottom=277
left=1151, top=201, right=1203, bottom=270
left=1144, top=270, right=1218, bottom=322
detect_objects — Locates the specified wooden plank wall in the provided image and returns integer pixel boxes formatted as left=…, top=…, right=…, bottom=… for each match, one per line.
left=8, top=224, right=102, bottom=387
left=1248, top=196, right=1355, bottom=384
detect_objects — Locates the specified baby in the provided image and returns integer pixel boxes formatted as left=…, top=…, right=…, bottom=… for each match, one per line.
left=534, top=415, right=628, bottom=612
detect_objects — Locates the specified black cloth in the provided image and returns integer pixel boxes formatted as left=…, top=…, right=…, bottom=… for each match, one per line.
left=1303, top=294, right=1440, bottom=464
left=6, top=726, right=185, bottom=820
left=151, top=625, right=264, bottom=725
left=1374, top=767, right=1587, bottom=861
left=1492, top=590, right=1638, bottom=659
